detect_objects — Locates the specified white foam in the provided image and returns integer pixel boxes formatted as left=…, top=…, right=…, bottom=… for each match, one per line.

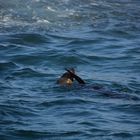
left=36, top=19, right=50, bottom=24
left=46, top=6, right=56, bottom=12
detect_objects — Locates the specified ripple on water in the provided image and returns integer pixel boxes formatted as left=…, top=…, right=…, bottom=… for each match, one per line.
left=39, top=97, right=93, bottom=108
left=7, top=33, right=50, bottom=45
left=0, top=0, right=140, bottom=140
left=10, top=68, right=46, bottom=78
left=0, top=61, right=18, bottom=71
left=3, top=129, right=84, bottom=140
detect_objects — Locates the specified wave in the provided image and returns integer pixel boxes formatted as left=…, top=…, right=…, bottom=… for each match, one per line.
left=0, top=61, right=18, bottom=71
left=2, top=0, right=135, bottom=33
left=39, top=97, right=92, bottom=108
left=1, top=129, right=83, bottom=139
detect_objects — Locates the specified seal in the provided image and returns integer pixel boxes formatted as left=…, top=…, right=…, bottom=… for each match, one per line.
left=56, top=69, right=140, bottom=101
left=57, top=68, right=85, bottom=85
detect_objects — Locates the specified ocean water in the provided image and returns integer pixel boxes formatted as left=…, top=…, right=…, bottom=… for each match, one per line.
left=0, top=0, right=140, bottom=139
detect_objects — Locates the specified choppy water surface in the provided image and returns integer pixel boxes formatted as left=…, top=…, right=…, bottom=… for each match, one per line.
left=0, top=0, right=140, bottom=139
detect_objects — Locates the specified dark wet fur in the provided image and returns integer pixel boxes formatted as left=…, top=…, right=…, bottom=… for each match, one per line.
left=57, top=68, right=85, bottom=85
left=65, top=68, right=85, bottom=84
left=60, top=71, right=74, bottom=81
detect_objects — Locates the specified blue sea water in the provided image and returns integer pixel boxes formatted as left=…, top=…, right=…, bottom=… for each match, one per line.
left=0, top=0, right=140, bottom=139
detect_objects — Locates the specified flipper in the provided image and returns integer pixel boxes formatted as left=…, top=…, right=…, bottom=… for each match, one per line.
left=65, top=68, right=85, bottom=84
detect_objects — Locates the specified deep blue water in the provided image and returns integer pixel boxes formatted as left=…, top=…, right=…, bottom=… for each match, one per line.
left=0, top=0, right=140, bottom=139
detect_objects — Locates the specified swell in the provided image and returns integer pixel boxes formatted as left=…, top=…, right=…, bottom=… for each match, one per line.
left=112, top=103, right=140, bottom=115
left=0, top=103, right=38, bottom=118
left=39, top=97, right=93, bottom=108
left=10, top=68, right=48, bottom=78
left=7, top=33, right=50, bottom=45
left=1, top=129, right=83, bottom=140
left=0, top=1, right=140, bottom=140
left=0, top=61, right=18, bottom=71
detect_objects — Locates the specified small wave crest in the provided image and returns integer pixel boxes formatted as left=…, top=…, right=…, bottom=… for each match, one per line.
left=39, top=97, right=92, bottom=108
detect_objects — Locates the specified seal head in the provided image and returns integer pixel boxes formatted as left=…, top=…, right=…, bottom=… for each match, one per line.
left=57, top=68, right=85, bottom=85
left=57, top=68, right=75, bottom=85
